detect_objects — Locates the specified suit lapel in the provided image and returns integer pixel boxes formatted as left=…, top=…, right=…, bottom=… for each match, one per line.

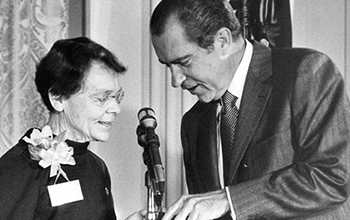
left=195, top=102, right=222, bottom=191
left=227, top=42, right=274, bottom=184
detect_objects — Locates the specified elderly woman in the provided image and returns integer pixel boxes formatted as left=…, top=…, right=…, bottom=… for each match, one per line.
left=0, top=37, right=142, bottom=220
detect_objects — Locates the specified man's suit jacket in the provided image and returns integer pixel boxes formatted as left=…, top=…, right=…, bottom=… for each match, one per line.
left=181, top=41, right=350, bottom=219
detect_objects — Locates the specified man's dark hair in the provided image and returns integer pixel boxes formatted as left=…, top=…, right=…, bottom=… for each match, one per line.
left=150, top=0, right=242, bottom=49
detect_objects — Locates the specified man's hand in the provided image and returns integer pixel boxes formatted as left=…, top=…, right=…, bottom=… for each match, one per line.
left=162, top=189, right=230, bottom=220
left=125, top=209, right=147, bottom=220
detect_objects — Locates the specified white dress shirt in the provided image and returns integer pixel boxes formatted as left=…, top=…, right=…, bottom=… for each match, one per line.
left=216, top=39, right=253, bottom=219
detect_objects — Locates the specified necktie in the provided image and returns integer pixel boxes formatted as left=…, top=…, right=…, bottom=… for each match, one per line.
left=220, top=91, right=239, bottom=185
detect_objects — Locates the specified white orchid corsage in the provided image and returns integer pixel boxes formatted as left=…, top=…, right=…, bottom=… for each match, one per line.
left=23, top=125, right=76, bottom=183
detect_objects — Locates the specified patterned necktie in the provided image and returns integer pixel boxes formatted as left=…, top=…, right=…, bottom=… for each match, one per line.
left=220, top=91, right=239, bottom=185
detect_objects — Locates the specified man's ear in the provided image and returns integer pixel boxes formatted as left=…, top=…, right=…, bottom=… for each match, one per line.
left=214, top=27, right=233, bottom=59
left=48, top=91, right=64, bottom=112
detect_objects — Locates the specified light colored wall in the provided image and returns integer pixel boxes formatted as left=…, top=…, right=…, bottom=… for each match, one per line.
left=86, top=1, right=350, bottom=219
left=291, top=0, right=350, bottom=94
left=291, top=0, right=346, bottom=75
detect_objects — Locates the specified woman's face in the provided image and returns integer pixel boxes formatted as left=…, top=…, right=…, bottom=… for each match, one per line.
left=62, top=62, right=123, bottom=142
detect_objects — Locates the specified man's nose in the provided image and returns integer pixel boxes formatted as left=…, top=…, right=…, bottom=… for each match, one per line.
left=170, top=65, right=186, bottom=88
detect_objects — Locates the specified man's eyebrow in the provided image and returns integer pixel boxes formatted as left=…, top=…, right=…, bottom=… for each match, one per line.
left=159, top=54, right=193, bottom=65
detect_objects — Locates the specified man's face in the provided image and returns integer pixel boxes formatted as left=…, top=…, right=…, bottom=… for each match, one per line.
left=151, top=18, right=227, bottom=103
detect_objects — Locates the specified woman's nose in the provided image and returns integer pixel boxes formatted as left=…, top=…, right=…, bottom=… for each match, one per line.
left=107, top=99, right=121, bottom=115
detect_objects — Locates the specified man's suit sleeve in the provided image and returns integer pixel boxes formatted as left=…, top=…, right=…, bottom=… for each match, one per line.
left=228, top=51, right=350, bottom=219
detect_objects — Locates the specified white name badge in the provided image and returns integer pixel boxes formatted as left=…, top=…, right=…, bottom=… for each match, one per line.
left=48, top=180, right=84, bottom=207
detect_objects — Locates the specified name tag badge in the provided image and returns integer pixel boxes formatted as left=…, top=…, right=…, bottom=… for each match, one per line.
left=48, top=179, right=84, bottom=207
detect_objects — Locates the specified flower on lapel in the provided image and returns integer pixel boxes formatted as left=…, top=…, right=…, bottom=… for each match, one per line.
left=23, top=125, right=75, bottom=181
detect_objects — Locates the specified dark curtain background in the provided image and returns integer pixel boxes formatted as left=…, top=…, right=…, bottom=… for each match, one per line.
left=231, top=0, right=292, bottom=48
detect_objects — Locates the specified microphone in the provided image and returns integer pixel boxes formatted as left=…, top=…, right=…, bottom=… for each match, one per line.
left=137, top=108, right=165, bottom=199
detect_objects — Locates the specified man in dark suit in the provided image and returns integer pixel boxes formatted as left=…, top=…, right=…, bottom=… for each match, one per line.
left=150, top=0, right=350, bottom=219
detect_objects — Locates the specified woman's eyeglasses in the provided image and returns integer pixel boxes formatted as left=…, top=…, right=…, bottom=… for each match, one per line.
left=86, top=90, right=125, bottom=107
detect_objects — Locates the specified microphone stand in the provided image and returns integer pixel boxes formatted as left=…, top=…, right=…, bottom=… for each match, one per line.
left=137, top=125, right=165, bottom=220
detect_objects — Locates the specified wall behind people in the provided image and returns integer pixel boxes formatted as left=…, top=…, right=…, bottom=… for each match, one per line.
left=85, top=0, right=349, bottom=219
left=0, top=1, right=68, bottom=156
left=291, top=0, right=350, bottom=95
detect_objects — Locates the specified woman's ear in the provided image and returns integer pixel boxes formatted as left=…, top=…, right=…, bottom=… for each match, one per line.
left=214, top=27, right=233, bottom=59
left=48, top=91, right=64, bottom=112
